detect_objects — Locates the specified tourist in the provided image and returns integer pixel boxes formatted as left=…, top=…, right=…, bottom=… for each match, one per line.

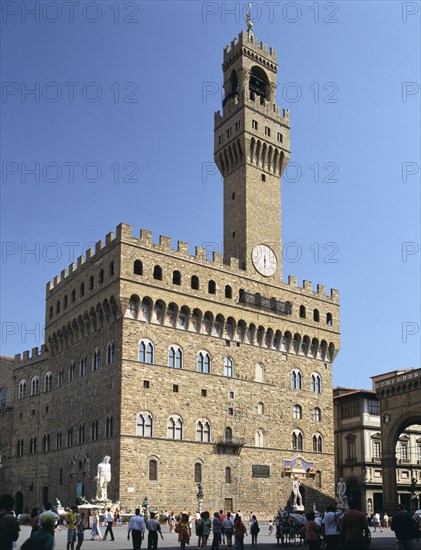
left=177, top=512, right=191, bottom=550
left=146, top=511, right=164, bottom=550
left=383, top=512, right=389, bottom=528
left=321, top=504, right=343, bottom=550
left=211, top=512, right=222, bottom=550
left=39, top=503, right=59, bottom=529
left=64, top=505, right=79, bottom=550
left=201, top=511, right=212, bottom=547
left=249, top=515, right=260, bottom=546
left=268, top=519, right=273, bottom=535
left=303, top=512, right=321, bottom=550
left=91, top=510, right=102, bottom=540
left=222, top=512, right=234, bottom=548
left=195, top=513, right=204, bottom=548
left=219, top=510, right=227, bottom=544
left=233, top=514, right=247, bottom=550
left=22, top=514, right=54, bottom=550
left=0, top=494, right=20, bottom=550
left=340, top=500, right=370, bottom=550
left=103, top=507, right=115, bottom=541
left=29, top=508, right=40, bottom=536
left=76, top=512, right=86, bottom=550
left=128, top=508, right=146, bottom=550
left=372, top=511, right=381, bottom=532
left=169, top=512, right=176, bottom=533
left=391, top=504, right=418, bottom=550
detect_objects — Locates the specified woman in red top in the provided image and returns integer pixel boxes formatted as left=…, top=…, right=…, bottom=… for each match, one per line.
left=233, top=515, right=247, bottom=550
left=303, top=512, right=321, bottom=550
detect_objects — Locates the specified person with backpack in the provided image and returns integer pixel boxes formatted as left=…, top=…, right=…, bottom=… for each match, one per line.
left=249, top=515, right=260, bottom=546
left=0, top=494, right=20, bottom=550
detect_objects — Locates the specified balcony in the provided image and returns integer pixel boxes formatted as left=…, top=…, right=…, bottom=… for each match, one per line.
left=239, top=291, right=292, bottom=315
left=214, top=436, right=245, bottom=456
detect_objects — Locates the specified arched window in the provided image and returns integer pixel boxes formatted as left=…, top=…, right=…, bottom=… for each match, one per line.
left=0, top=387, right=6, bottom=409
left=31, top=376, right=39, bottom=396
left=208, top=280, right=216, bottom=294
left=255, top=363, right=265, bottom=383
left=78, top=424, right=85, bottom=444
left=92, top=350, right=100, bottom=371
left=167, top=416, right=182, bottom=440
left=56, top=300, right=60, bottom=314
left=99, top=268, right=104, bottom=284
left=194, top=463, right=202, bottom=483
left=139, top=340, right=153, bottom=363
left=30, top=437, right=37, bottom=454
left=197, top=351, right=211, bottom=374
left=134, top=260, right=143, bottom=275
left=67, top=428, right=73, bottom=446
left=91, top=421, right=98, bottom=441
left=58, top=370, right=64, bottom=387
left=191, top=275, right=199, bottom=290
left=80, top=356, right=87, bottom=377
left=49, top=306, right=53, bottom=319
left=153, top=265, right=162, bottom=280
left=107, top=341, right=115, bottom=364
left=196, top=420, right=211, bottom=442
left=257, top=402, right=264, bottom=415
left=172, top=270, right=181, bottom=285
left=43, top=434, right=50, bottom=452
left=89, top=275, right=94, bottom=290
left=224, top=357, right=233, bottom=377
left=313, top=407, right=321, bottom=422
left=71, top=289, right=76, bottom=302
left=64, top=295, right=68, bottom=309
left=136, top=413, right=153, bottom=437
left=292, top=430, right=304, bottom=451
left=69, top=361, right=75, bottom=381
left=56, top=430, right=62, bottom=449
left=313, top=434, right=323, bottom=453
left=255, top=429, right=265, bottom=447
left=293, top=404, right=302, bottom=420
left=311, top=373, right=322, bottom=394
left=109, top=261, right=115, bottom=276
left=326, top=313, right=333, bottom=326
left=291, top=369, right=302, bottom=390
left=299, top=305, right=306, bottom=318
left=149, top=459, right=158, bottom=481
left=225, top=427, right=232, bottom=441
left=225, top=466, right=232, bottom=484
left=80, top=282, right=85, bottom=297
left=44, top=373, right=53, bottom=392
left=313, top=309, right=320, bottom=322
left=225, top=285, right=232, bottom=299
left=168, top=346, right=183, bottom=369
left=128, top=298, right=138, bottom=319
left=17, top=438, right=24, bottom=457
left=19, top=380, right=26, bottom=399
left=105, top=415, right=113, bottom=438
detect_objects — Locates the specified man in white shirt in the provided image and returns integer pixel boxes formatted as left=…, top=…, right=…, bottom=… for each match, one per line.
left=103, top=508, right=115, bottom=541
left=127, top=508, right=146, bottom=550
left=321, top=504, right=343, bottom=550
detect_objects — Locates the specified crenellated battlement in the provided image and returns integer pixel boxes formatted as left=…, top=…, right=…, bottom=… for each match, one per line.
left=223, top=30, right=277, bottom=64
left=46, top=222, right=338, bottom=303
left=14, top=344, right=48, bottom=364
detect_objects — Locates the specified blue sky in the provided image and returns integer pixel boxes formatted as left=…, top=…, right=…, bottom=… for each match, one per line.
left=1, top=1, right=420, bottom=389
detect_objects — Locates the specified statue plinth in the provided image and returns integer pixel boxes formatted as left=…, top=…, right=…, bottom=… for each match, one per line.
left=293, top=505, right=305, bottom=512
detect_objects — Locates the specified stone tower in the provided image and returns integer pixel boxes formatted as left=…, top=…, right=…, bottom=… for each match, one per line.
left=214, top=20, right=290, bottom=278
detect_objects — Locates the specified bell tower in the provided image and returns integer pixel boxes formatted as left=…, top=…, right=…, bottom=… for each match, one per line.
left=214, top=17, right=290, bottom=278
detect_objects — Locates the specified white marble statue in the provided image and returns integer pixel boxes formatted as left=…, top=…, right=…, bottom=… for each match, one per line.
left=96, top=455, right=111, bottom=501
left=292, top=476, right=303, bottom=508
left=337, top=477, right=347, bottom=506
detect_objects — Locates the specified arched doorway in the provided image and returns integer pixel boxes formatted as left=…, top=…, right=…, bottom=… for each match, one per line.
left=15, top=491, right=23, bottom=515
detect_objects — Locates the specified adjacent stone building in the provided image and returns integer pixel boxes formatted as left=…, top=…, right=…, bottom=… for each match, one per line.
left=0, top=23, right=340, bottom=515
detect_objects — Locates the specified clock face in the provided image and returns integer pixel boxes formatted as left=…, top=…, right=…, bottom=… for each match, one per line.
left=252, top=245, right=277, bottom=276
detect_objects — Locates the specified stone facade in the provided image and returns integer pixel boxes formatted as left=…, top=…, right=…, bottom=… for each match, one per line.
left=0, top=25, right=340, bottom=516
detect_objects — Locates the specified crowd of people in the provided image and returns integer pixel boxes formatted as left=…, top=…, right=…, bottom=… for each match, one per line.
left=1, top=492, right=420, bottom=550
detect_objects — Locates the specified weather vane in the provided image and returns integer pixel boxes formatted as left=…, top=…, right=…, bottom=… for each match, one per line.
left=246, top=3, right=253, bottom=30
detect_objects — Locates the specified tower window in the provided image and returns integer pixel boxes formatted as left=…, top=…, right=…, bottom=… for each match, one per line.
left=71, top=289, right=76, bottom=303
left=261, top=174, right=266, bottom=182
left=252, top=120, right=258, bottom=130
left=89, top=276, right=94, bottom=290
left=191, top=275, right=199, bottom=290
left=299, top=305, right=306, bottom=318
left=208, top=280, right=216, bottom=294
left=232, top=192, right=235, bottom=200
left=265, top=126, right=271, bottom=136
left=232, top=231, right=235, bottom=238
left=153, top=265, right=162, bottom=280
left=218, top=135, right=223, bottom=144
left=172, top=270, right=181, bottom=285
left=99, top=269, right=104, bottom=284
left=225, top=285, right=232, bottom=299
left=173, top=385, right=179, bottom=393
left=226, top=128, right=232, bottom=138
left=235, top=121, right=241, bottom=131
left=277, top=132, right=283, bottom=142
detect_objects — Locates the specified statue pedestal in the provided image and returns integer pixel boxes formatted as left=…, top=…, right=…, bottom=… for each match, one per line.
left=293, top=505, right=304, bottom=512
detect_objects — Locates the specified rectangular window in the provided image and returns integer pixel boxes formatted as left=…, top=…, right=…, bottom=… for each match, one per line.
left=277, top=132, right=283, bottom=142
left=265, top=126, right=271, bottom=136
left=367, top=399, right=380, bottom=415
left=252, top=120, right=258, bottom=130
left=341, top=400, right=359, bottom=419
left=348, top=441, right=356, bottom=459
left=173, top=385, right=179, bottom=393
left=201, top=389, right=207, bottom=397
left=401, top=444, right=408, bottom=460
left=252, top=465, right=270, bottom=478
left=228, top=407, right=234, bottom=416
left=235, top=121, right=241, bottom=131
left=229, top=391, right=235, bottom=399
left=226, top=128, right=232, bottom=137
left=374, top=441, right=381, bottom=459
left=143, top=380, right=150, bottom=389
left=218, top=135, right=223, bottom=144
